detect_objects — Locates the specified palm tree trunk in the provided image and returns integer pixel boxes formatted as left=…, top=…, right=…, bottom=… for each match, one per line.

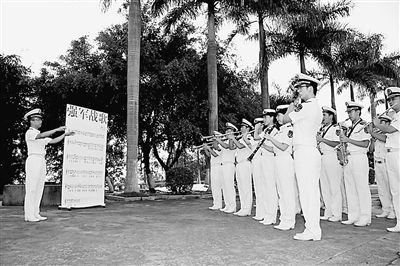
left=349, top=82, right=355, bottom=101
left=125, top=0, right=141, bottom=192
left=369, top=91, right=376, bottom=121
left=207, top=1, right=218, bottom=135
left=329, top=73, right=336, bottom=109
left=258, top=12, right=270, bottom=109
left=299, top=48, right=306, bottom=74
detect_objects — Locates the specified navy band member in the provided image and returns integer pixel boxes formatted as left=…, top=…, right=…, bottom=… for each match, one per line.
left=373, top=87, right=400, bottom=233
left=317, top=106, right=343, bottom=222
left=216, top=123, right=238, bottom=213
left=203, top=132, right=224, bottom=210
left=367, top=115, right=395, bottom=219
left=230, top=119, right=253, bottom=216
left=252, top=110, right=279, bottom=224
left=264, top=105, right=297, bottom=230
left=24, top=108, right=74, bottom=222
left=282, top=73, right=322, bottom=241
left=340, top=101, right=371, bottom=227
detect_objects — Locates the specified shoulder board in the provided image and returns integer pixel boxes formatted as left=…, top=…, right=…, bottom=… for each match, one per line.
left=359, top=120, right=367, bottom=125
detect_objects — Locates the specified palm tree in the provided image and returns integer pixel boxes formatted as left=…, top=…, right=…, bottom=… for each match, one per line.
left=102, top=0, right=141, bottom=193
left=151, top=0, right=246, bottom=135
left=227, top=0, right=291, bottom=109
left=336, top=33, right=400, bottom=120
left=273, top=0, right=350, bottom=74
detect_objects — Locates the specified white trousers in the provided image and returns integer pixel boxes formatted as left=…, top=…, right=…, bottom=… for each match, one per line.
left=210, top=164, right=223, bottom=208
left=252, top=157, right=267, bottom=218
left=294, top=147, right=322, bottom=237
left=221, top=162, right=236, bottom=211
left=236, top=161, right=253, bottom=213
left=375, top=158, right=393, bottom=214
left=386, top=150, right=400, bottom=226
left=344, top=153, right=371, bottom=223
left=24, top=155, right=46, bottom=220
left=260, top=154, right=278, bottom=221
left=275, top=153, right=296, bottom=227
left=320, top=153, right=343, bottom=218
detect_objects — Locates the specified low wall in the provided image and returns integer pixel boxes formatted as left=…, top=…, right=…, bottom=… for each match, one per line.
left=3, top=184, right=61, bottom=206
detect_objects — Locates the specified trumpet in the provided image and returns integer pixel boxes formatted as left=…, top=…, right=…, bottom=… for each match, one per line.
left=193, top=142, right=213, bottom=149
left=233, top=129, right=255, bottom=139
left=354, top=103, right=397, bottom=133
left=201, top=131, right=240, bottom=141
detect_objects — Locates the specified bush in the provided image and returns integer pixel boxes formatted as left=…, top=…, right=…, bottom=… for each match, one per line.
left=166, top=167, right=194, bottom=194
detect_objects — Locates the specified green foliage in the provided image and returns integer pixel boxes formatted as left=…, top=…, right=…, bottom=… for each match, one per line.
left=0, top=54, right=35, bottom=191
left=166, top=167, right=194, bottom=194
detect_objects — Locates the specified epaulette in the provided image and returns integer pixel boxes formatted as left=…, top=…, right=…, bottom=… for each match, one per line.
left=359, top=120, right=367, bottom=125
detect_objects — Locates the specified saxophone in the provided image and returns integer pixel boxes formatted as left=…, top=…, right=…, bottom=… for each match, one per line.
left=335, top=119, right=350, bottom=166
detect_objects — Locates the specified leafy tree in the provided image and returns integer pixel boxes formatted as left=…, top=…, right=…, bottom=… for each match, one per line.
left=336, top=33, right=400, bottom=120
left=152, top=0, right=248, bottom=136
left=0, top=55, right=35, bottom=192
left=273, top=0, right=350, bottom=73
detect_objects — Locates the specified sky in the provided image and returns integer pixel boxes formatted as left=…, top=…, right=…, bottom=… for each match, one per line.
left=1, top=0, right=399, bottom=121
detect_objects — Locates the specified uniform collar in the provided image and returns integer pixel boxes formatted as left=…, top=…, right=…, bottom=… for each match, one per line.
left=304, top=97, right=316, bottom=104
left=29, top=127, right=40, bottom=132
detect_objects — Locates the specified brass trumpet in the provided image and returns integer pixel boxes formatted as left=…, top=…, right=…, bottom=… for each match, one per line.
left=354, top=103, right=397, bottom=133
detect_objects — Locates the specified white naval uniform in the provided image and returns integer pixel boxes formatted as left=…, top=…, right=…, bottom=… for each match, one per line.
left=24, top=127, right=52, bottom=220
left=374, top=139, right=393, bottom=215
left=259, top=127, right=279, bottom=222
left=289, top=98, right=322, bottom=237
left=385, top=110, right=400, bottom=227
left=344, top=119, right=371, bottom=224
left=220, top=145, right=237, bottom=212
left=210, top=149, right=223, bottom=209
left=235, top=136, right=253, bottom=214
left=274, top=123, right=296, bottom=227
left=319, top=123, right=343, bottom=219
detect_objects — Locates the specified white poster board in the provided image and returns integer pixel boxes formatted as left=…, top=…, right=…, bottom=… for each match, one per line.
left=60, top=104, right=108, bottom=208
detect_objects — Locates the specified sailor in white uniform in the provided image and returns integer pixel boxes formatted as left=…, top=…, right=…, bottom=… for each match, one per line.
left=340, top=101, right=371, bottom=227
left=373, top=87, right=400, bottom=233
left=24, top=108, right=74, bottom=222
left=216, top=123, right=238, bottom=213
left=230, top=119, right=254, bottom=216
left=264, top=105, right=297, bottom=230
left=283, top=73, right=323, bottom=241
left=367, top=115, right=395, bottom=219
left=203, top=132, right=224, bottom=210
left=317, top=106, right=343, bottom=222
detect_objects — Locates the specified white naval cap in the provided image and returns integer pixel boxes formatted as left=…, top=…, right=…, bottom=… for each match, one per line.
left=24, top=108, right=43, bottom=121
left=293, top=73, right=321, bottom=87
left=254, top=118, right=264, bottom=124
left=262, top=109, right=276, bottom=116
left=276, top=104, right=289, bottom=114
left=322, top=106, right=337, bottom=115
left=225, top=122, right=238, bottom=131
left=213, top=130, right=223, bottom=136
left=379, top=114, right=392, bottom=122
left=241, top=118, right=254, bottom=129
left=385, top=87, right=400, bottom=99
left=345, top=101, right=364, bottom=110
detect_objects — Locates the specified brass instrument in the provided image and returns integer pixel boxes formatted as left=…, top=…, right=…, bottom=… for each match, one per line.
left=354, top=103, right=397, bottom=134
left=201, top=131, right=240, bottom=141
left=335, top=119, right=350, bottom=166
left=193, top=143, right=213, bottom=149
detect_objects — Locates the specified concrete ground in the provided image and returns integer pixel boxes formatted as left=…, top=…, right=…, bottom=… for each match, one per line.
left=1, top=189, right=399, bottom=265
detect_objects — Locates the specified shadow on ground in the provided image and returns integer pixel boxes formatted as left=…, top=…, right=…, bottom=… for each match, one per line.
left=1, top=194, right=399, bottom=265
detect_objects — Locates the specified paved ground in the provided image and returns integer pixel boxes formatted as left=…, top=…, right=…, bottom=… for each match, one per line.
left=1, top=190, right=399, bottom=265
